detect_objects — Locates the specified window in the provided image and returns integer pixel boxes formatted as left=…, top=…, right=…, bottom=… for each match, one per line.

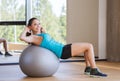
left=0, top=0, right=26, bottom=43
left=0, top=25, right=24, bottom=43
left=0, top=0, right=26, bottom=56
left=0, top=0, right=25, bottom=21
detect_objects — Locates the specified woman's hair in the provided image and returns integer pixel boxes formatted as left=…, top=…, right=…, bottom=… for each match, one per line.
left=27, top=17, right=38, bottom=26
left=26, top=17, right=38, bottom=36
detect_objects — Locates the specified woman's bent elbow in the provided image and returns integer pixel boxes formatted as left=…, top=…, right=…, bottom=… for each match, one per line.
left=19, top=36, right=24, bottom=41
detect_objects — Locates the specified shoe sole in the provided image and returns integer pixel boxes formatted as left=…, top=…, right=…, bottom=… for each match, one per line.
left=84, top=72, right=90, bottom=75
left=90, top=75, right=107, bottom=78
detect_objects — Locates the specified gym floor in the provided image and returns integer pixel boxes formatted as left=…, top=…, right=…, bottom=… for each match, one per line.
left=0, top=61, right=120, bottom=81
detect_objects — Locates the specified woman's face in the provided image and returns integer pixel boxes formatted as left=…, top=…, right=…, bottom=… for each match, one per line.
left=29, top=19, right=42, bottom=33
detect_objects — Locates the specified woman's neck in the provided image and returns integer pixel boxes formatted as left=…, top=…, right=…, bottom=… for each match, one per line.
left=33, top=31, right=41, bottom=35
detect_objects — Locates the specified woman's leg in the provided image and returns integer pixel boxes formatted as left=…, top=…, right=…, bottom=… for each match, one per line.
left=71, top=43, right=107, bottom=77
left=71, top=43, right=97, bottom=68
left=0, top=38, right=12, bottom=56
left=84, top=51, right=90, bottom=67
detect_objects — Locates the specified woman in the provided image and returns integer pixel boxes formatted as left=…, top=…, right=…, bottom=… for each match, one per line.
left=20, top=17, right=107, bottom=77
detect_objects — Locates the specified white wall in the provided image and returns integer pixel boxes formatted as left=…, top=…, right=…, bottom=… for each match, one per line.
left=67, top=0, right=98, bottom=56
left=67, top=0, right=107, bottom=59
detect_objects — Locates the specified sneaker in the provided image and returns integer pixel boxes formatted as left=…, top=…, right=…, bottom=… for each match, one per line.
left=90, top=68, right=107, bottom=77
left=84, top=66, right=91, bottom=75
left=0, top=51, right=3, bottom=55
left=5, top=52, right=12, bottom=57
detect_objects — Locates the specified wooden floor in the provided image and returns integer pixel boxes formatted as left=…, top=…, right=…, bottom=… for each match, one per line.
left=0, top=61, right=120, bottom=81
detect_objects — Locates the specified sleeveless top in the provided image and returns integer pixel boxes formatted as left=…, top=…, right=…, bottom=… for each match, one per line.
left=37, top=33, right=64, bottom=58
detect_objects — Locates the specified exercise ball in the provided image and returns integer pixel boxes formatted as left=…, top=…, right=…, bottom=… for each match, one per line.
left=19, top=45, right=60, bottom=77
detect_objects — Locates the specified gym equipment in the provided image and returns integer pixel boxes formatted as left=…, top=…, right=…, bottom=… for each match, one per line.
left=19, top=45, right=60, bottom=77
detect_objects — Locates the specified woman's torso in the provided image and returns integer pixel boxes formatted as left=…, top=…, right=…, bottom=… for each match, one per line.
left=37, top=33, right=64, bottom=58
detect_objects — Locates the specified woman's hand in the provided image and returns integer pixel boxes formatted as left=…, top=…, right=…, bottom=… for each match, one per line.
left=41, top=27, right=46, bottom=33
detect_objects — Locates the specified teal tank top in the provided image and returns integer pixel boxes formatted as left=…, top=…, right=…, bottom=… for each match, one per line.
left=37, top=33, right=64, bottom=58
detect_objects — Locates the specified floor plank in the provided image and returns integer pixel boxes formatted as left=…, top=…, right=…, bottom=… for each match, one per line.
left=0, top=61, right=120, bottom=81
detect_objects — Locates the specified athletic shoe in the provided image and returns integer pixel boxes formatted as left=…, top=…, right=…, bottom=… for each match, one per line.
left=0, top=51, right=3, bottom=55
left=5, top=52, right=12, bottom=57
left=84, top=66, right=91, bottom=75
left=90, top=68, right=107, bottom=77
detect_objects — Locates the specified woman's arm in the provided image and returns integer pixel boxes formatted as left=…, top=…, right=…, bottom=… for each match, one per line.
left=19, top=27, right=43, bottom=45
left=19, top=27, right=32, bottom=43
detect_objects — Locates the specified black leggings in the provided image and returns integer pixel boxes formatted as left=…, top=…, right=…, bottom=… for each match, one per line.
left=61, top=44, right=72, bottom=59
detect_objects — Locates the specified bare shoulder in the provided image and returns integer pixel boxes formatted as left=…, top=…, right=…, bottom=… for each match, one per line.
left=31, top=35, right=43, bottom=45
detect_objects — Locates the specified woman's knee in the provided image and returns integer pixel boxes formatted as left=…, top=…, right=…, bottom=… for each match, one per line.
left=89, top=43, right=94, bottom=49
left=0, top=38, right=7, bottom=43
left=86, top=43, right=93, bottom=50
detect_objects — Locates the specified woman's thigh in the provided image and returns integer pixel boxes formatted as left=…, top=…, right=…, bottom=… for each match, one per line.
left=71, top=42, right=92, bottom=56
